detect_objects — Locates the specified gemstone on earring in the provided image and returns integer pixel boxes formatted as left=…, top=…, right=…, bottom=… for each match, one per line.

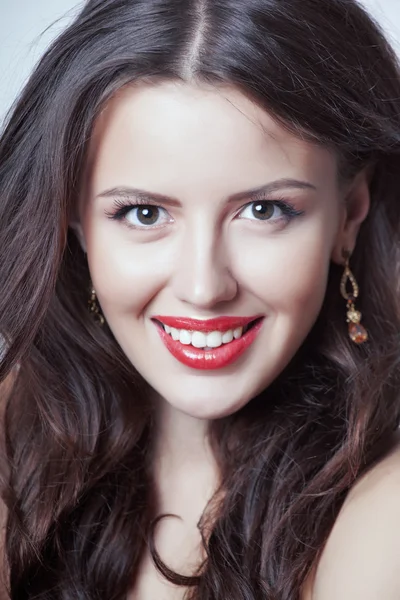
left=346, top=308, right=362, bottom=323
left=348, top=322, right=368, bottom=344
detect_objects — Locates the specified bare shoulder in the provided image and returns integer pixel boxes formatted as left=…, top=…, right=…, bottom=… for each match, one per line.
left=306, top=430, right=400, bottom=600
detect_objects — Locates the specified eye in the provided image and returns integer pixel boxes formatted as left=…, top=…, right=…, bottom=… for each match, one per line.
left=105, top=197, right=304, bottom=229
left=105, top=201, right=172, bottom=229
left=125, top=205, right=170, bottom=227
left=237, top=199, right=302, bottom=223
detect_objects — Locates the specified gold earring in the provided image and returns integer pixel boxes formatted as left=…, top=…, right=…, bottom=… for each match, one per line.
left=88, top=287, right=105, bottom=326
left=340, top=250, right=368, bottom=344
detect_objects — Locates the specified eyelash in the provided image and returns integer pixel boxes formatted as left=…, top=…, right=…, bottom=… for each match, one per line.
left=104, top=196, right=304, bottom=229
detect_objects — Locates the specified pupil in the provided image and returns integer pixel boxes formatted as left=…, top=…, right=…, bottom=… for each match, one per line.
left=138, top=206, right=159, bottom=225
left=252, top=202, right=273, bottom=220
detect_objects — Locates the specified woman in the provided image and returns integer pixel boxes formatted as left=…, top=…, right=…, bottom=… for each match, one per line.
left=1, top=0, right=400, bottom=598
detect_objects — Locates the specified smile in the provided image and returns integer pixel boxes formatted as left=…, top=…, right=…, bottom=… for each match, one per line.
left=160, top=323, right=248, bottom=349
left=151, top=315, right=265, bottom=370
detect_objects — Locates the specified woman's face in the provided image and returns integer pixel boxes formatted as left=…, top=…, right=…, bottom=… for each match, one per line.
left=77, top=81, right=368, bottom=419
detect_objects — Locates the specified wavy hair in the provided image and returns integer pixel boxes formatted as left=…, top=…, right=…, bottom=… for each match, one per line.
left=1, top=0, right=400, bottom=598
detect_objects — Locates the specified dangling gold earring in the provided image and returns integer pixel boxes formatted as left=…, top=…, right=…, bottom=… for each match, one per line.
left=340, top=249, right=368, bottom=344
left=88, top=287, right=105, bottom=326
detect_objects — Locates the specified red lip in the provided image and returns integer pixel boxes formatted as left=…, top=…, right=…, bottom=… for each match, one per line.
left=153, top=317, right=265, bottom=370
left=151, top=315, right=262, bottom=332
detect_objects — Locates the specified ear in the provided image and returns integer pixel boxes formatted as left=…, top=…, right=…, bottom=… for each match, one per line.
left=331, top=167, right=372, bottom=265
left=69, top=220, right=87, bottom=253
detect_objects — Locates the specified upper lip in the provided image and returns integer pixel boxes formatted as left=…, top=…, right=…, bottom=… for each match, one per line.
left=152, top=315, right=263, bottom=332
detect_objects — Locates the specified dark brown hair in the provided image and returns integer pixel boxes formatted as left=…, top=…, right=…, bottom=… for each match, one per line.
left=1, top=0, right=400, bottom=598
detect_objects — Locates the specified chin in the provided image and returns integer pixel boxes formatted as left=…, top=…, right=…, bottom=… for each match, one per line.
left=162, top=389, right=253, bottom=420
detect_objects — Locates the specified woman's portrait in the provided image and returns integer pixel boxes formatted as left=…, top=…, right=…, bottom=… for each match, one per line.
left=1, top=0, right=400, bottom=598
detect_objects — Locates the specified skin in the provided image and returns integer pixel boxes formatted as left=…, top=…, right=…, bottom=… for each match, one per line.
left=74, top=81, right=369, bottom=420
left=71, top=81, right=371, bottom=596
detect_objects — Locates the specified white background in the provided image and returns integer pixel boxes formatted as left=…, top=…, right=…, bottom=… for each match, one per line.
left=1, top=0, right=400, bottom=124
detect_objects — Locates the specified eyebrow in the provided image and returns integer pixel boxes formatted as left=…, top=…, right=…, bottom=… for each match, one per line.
left=96, top=178, right=317, bottom=206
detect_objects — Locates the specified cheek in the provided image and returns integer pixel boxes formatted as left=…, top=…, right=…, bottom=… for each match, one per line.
left=276, top=239, right=328, bottom=310
left=231, top=219, right=334, bottom=320
left=84, top=204, right=337, bottom=328
left=83, top=221, right=170, bottom=316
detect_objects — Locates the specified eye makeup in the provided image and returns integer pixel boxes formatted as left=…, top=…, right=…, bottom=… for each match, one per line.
left=104, top=194, right=305, bottom=231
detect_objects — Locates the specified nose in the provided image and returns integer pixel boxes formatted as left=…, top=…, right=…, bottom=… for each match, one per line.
left=171, top=225, right=238, bottom=309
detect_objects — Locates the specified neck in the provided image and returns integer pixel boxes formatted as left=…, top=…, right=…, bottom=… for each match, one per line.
left=150, top=395, right=220, bottom=511
left=152, top=396, right=216, bottom=473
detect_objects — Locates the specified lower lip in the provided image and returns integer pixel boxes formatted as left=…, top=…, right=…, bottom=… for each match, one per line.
left=154, top=319, right=264, bottom=370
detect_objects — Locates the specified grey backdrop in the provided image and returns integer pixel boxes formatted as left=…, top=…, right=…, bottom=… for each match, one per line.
left=1, top=0, right=400, bottom=124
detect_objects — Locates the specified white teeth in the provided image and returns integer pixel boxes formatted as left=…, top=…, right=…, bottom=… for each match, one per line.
left=222, top=329, right=234, bottom=344
left=206, top=331, right=223, bottom=348
left=162, top=323, right=249, bottom=348
left=171, top=327, right=180, bottom=341
left=191, top=331, right=207, bottom=348
left=233, top=326, right=243, bottom=339
left=179, top=330, right=192, bottom=345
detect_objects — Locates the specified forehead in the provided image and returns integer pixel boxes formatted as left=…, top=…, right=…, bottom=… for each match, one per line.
left=86, top=81, right=337, bottom=197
